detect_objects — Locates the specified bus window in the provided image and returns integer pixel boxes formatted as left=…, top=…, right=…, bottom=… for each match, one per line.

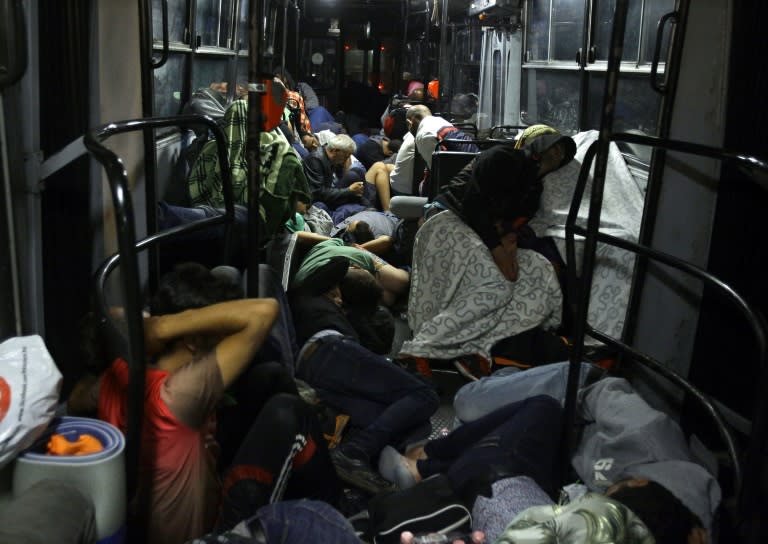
left=192, top=56, right=232, bottom=94
left=551, top=0, right=586, bottom=61
left=522, top=0, right=674, bottom=135
left=587, top=72, right=662, bottom=134
left=152, top=0, right=188, bottom=44
left=593, top=0, right=642, bottom=62
left=153, top=53, right=186, bottom=117
left=195, top=0, right=236, bottom=49
left=521, top=69, right=580, bottom=133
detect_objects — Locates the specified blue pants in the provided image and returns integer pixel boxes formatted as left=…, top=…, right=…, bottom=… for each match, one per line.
left=297, top=336, right=439, bottom=459
left=419, top=395, right=563, bottom=499
left=193, top=500, right=360, bottom=544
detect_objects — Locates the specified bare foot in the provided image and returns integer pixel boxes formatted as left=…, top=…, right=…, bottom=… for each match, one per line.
left=403, top=456, right=422, bottom=484
left=405, top=444, right=428, bottom=461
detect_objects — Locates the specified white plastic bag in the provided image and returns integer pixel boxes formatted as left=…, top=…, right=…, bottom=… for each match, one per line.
left=0, top=335, right=62, bottom=468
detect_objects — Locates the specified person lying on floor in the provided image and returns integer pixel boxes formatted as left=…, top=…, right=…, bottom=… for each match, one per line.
left=290, top=256, right=439, bottom=494
left=68, top=263, right=343, bottom=544
left=381, top=367, right=718, bottom=544
left=292, top=235, right=410, bottom=307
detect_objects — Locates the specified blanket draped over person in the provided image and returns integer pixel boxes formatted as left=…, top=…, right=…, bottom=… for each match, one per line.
left=527, top=130, right=644, bottom=340
left=187, top=99, right=310, bottom=245
left=400, top=210, right=562, bottom=361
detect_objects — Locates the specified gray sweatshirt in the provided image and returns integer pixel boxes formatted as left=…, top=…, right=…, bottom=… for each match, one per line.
left=571, top=377, right=721, bottom=533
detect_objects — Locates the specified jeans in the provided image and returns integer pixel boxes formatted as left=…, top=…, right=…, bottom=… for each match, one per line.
left=420, top=395, right=563, bottom=500
left=192, top=500, right=360, bottom=544
left=297, top=336, right=439, bottom=459
left=453, top=361, right=605, bottom=423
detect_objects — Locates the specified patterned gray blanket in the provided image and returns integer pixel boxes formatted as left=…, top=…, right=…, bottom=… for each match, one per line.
left=400, top=210, right=562, bottom=361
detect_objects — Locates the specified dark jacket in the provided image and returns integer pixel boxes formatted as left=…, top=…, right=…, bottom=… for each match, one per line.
left=435, top=145, right=542, bottom=250
left=302, top=147, right=359, bottom=208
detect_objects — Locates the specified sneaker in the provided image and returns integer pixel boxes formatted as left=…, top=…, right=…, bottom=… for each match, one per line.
left=330, top=447, right=396, bottom=495
left=452, top=355, right=491, bottom=381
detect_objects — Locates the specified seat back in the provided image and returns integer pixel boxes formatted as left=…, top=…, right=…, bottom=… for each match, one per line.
left=426, top=150, right=478, bottom=199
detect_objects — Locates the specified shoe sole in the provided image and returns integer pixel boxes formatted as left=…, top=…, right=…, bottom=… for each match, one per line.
left=452, top=360, right=479, bottom=381
left=332, top=459, right=396, bottom=495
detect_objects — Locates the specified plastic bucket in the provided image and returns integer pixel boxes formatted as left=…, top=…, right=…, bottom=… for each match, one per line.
left=12, top=416, right=126, bottom=543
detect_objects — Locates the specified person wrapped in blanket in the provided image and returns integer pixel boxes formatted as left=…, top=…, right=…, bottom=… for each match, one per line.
left=379, top=364, right=716, bottom=544
left=397, top=129, right=576, bottom=377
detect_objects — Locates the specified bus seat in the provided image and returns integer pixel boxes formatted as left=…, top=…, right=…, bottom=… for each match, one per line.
left=264, top=231, right=310, bottom=292
left=426, top=150, right=477, bottom=199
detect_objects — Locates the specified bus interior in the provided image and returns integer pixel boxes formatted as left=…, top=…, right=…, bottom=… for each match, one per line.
left=1, top=0, right=767, bottom=542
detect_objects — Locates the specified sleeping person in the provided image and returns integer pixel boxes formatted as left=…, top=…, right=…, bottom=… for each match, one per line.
left=398, top=133, right=575, bottom=375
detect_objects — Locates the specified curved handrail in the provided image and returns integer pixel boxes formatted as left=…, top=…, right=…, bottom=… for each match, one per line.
left=150, top=0, right=169, bottom=69
left=563, top=130, right=768, bottom=528
left=650, top=11, right=678, bottom=94
left=83, top=113, right=233, bottom=507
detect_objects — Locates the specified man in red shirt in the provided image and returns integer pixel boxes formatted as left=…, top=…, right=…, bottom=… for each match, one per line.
left=93, top=263, right=340, bottom=543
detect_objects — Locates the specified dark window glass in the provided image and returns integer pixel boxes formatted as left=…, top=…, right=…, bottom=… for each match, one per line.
left=153, top=53, right=186, bottom=116
left=521, top=68, right=580, bottom=133
left=641, top=0, right=675, bottom=65
left=236, top=0, right=249, bottom=51
left=192, top=56, right=230, bottom=92
left=153, top=0, right=188, bottom=44
left=593, top=0, right=641, bottom=62
left=525, top=0, right=551, bottom=61
left=551, top=0, right=585, bottom=61
left=587, top=72, right=661, bottom=133
left=195, top=0, right=235, bottom=48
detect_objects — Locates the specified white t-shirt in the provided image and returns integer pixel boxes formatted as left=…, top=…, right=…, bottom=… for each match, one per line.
left=389, top=132, right=416, bottom=194
left=414, top=115, right=454, bottom=169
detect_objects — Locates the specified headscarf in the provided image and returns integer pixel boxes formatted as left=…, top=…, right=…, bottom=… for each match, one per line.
left=515, top=124, right=577, bottom=170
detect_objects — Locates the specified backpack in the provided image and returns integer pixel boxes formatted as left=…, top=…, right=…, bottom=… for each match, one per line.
left=383, top=107, right=409, bottom=140
left=368, top=474, right=472, bottom=544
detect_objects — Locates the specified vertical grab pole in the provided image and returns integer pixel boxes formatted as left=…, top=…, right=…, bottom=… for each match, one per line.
left=560, top=0, right=629, bottom=489
left=246, top=0, right=264, bottom=297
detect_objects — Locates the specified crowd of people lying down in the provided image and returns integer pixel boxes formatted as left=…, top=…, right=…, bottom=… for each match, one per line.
left=45, top=82, right=720, bottom=544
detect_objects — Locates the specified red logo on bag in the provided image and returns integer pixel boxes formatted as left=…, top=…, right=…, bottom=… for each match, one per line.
left=0, top=377, right=10, bottom=423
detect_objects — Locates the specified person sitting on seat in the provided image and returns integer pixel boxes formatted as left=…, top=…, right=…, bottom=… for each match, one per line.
left=290, top=256, right=439, bottom=494
left=398, top=147, right=563, bottom=375
left=356, top=137, right=402, bottom=170
left=303, top=134, right=386, bottom=213
left=406, top=104, right=479, bottom=175
left=433, top=125, right=576, bottom=282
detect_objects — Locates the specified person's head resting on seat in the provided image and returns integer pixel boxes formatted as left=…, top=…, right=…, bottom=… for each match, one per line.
left=149, top=262, right=244, bottom=355
left=150, top=262, right=243, bottom=316
left=405, top=105, right=432, bottom=137
left=515, top=124, right=577, bottom=178
left=325, top=134, right=356, bottom=165
left=606, top=478, right=709, bottom=544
